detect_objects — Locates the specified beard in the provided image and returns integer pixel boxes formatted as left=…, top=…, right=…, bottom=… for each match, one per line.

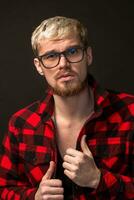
left=50, top=75, right=88, bottom=97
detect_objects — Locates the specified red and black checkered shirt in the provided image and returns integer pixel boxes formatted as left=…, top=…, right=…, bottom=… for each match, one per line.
left=0, top=74, right=134, bottom=199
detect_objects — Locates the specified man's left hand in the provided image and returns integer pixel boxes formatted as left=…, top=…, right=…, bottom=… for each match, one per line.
left=62, top=135, right=101, bottom=188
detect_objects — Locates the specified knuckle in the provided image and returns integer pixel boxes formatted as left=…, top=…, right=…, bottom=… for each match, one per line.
left=62, top=161, right=66, bottom=168
left=66, top=147, right=73, bottom=155
left=63, top=155, right=68, bottom=161
left=76, top=159, right=82, bottom=166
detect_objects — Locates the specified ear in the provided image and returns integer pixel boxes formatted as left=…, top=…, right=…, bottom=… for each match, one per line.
left=34, top=58, right=44, bottom=76
left=86, top=46, right=93, bottom=66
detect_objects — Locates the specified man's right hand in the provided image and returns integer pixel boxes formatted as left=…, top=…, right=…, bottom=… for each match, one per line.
left=35, top=161, right=64, bottom=200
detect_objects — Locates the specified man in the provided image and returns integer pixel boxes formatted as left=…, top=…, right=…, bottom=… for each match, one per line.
left=0, top=16, right=134, bottom=200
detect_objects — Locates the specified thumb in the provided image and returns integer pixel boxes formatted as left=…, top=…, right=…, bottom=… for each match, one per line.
left=81, top=135, right=93, bottom=158
left=43, top=161, right=55, bottom=180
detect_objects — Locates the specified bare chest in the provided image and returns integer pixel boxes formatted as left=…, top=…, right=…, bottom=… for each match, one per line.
left=55, top=122, right=84, bottom=158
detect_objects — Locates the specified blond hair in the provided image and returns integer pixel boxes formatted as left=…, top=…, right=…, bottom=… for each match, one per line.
left=31, top=16, right=89, bottom=56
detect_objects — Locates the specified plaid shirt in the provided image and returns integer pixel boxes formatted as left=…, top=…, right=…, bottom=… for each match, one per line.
left=0, top=74, right=134, bottom=200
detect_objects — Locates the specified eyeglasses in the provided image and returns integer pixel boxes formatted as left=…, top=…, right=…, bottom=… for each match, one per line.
left=37, top=46, right=86, bottom=69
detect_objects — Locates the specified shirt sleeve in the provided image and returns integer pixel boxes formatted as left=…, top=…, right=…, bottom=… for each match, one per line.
left=0, top=116, right=37, bottom=200
left=92, top=138, right=134, bottom=199
left=95, top=168, right=134, bottom=199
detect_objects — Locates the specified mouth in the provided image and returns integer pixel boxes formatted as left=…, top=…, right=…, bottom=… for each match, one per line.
left=57, top=73, right=75, bottom=81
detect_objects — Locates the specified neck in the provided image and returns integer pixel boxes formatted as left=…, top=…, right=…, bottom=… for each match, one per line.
left=53, top=86, right=94, bottom=121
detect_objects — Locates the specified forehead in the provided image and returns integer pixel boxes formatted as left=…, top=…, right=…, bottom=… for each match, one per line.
left=37, top=34, right=82, bottom=55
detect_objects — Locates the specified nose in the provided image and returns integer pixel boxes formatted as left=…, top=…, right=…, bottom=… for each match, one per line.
left=58, top=54, right=69, bottom=69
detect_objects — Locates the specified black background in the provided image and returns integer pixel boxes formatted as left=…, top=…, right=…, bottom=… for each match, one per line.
left=0, top=0, right=134, bottom=142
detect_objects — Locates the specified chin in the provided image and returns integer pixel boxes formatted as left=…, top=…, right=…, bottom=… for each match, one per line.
left=52, top=80, right=87, bottom=97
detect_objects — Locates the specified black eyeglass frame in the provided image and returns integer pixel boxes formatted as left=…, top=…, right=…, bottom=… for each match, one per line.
left=37, top=46, right=87, bottom=69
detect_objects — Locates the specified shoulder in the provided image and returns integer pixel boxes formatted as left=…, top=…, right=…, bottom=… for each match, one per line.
left=107, top=89, right=134, bottom=116
left=9, top=100, right=41, bottom=129
left=108, top=89, right=134, bottom=103
left=8, top=90, right=54, bottom=131
left=9, top=89, right=54, bottom=128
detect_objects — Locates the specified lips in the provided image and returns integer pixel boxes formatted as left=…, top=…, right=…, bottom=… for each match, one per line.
left=57, top=73, right=75, bottom=79
left=55, top=73, right=76, bottom=82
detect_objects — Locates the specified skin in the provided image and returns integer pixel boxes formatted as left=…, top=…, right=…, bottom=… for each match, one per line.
left=34, top=35, right=91, bottom=94
left=63, top=135, right=100, bottom=188
left=35, top=161, right=64, bottom=200
left=34, top=34, right=101, bottom=200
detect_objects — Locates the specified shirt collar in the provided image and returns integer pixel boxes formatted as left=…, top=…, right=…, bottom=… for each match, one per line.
left=88, top=74, right=109, bottom=111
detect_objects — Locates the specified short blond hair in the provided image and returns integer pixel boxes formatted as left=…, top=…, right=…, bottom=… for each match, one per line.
left=31, top=16, right=89, bottom=56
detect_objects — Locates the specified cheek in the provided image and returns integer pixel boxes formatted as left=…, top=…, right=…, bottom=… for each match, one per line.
left=81, top=67, right=88, bottom=80
left=43, top=70, right=56, bottom=86
left=76, top=62, right=88, bottom=78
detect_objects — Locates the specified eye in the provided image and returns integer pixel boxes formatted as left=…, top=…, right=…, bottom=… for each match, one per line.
left=42, top=52, right=58, bottom=61
left=67, top=47, right=79, bottom=55
left=46, top=53, right=58, bottom=60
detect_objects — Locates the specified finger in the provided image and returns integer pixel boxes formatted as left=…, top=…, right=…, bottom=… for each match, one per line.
left=63, top=154, right=78, bottom=164
left=42, top=179, right=63, bottom=187
left=64, top=169, right=75, bottom=180
left=43, top=194, right=64, bottom=200
left=66, top=148, right=83, bottom=157
left=43, top=186, right=64, bottom=195
left=81, top=135, right=93, bottom=158
left=62, top=161, right=77, bottom=172
left=43, top=161, right=55, bottom=180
